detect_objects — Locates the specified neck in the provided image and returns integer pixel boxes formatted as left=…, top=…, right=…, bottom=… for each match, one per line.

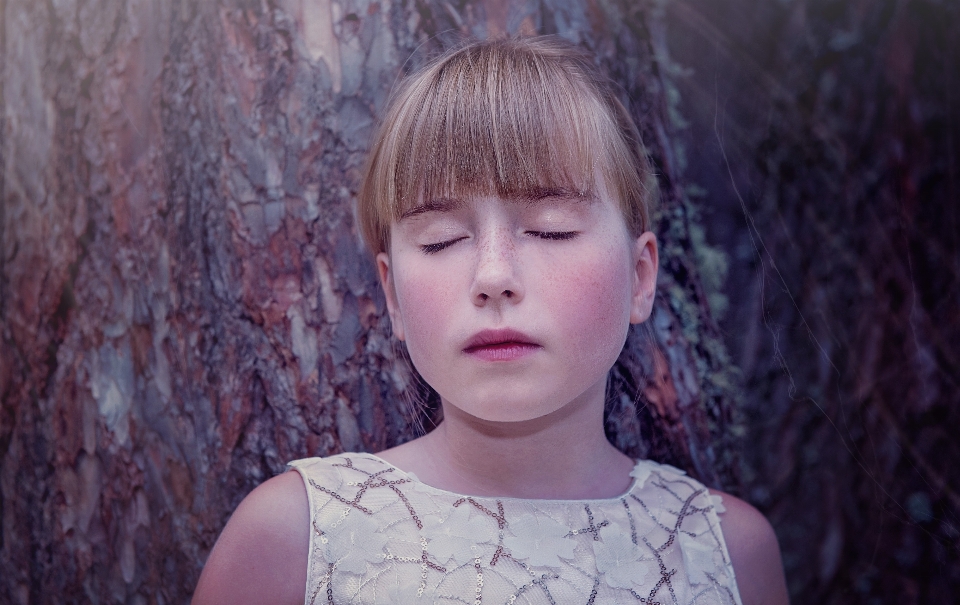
left=405, top=381, right=635, bottom=499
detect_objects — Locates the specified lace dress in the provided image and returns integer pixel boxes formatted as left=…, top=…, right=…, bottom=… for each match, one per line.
left=289, top=453, right=742, bottom=605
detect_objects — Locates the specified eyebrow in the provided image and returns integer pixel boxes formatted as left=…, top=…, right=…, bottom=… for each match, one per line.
left=399, top=197, right=465, bottom=220
left=517, top=186, right=592, bottom=204
left=398, top=187, right=595, bottom=221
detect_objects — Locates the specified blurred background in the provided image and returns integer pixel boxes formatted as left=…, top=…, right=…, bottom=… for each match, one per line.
left=1, top=0, right=957, bottom=603
left=663, top=0, right=959, bottom=599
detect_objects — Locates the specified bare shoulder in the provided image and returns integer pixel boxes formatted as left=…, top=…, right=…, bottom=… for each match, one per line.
left=376, top=435, right=435, bottom=476
left=709, top=489, right=790, bottom=605
left=192, top=470, right=310, bottom=605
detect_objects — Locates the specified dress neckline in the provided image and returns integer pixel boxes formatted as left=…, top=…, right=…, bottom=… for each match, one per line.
left=347, top=452, right=661, bottom=504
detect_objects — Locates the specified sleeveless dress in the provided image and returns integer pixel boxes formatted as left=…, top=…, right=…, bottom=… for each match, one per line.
left=289, top=453, right=742, bottom=605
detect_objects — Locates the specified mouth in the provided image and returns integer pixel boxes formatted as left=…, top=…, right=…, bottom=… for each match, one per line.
left=463, top=329, right=541, bottom=360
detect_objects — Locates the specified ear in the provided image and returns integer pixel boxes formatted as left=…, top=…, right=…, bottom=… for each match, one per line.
left=376, top=251, right=406, bottom=341
left=629, top=231, right=659, bottom=324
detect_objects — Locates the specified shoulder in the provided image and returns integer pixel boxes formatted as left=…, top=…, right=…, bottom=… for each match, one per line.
left=192, top=470, right=310, bottom=605
left=709, top=489, right=790, bottom=605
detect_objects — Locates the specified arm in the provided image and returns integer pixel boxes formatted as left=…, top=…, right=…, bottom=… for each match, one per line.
left=192, top=470, right=310, bottom=605
left=709, top=489, right=790, bottom=605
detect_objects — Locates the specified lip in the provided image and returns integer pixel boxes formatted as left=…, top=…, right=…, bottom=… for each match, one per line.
left=463, top=328, right=541, bottom=361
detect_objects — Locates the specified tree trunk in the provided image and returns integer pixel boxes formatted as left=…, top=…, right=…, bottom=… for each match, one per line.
left=0, top=0, right=738, bottom=602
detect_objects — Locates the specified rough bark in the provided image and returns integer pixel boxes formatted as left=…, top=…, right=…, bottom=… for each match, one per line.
left=0, top=0, right=738, bottom=602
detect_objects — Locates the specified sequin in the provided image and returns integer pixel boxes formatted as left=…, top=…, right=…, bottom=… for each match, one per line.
left=289, top=454, right=742, bottom=605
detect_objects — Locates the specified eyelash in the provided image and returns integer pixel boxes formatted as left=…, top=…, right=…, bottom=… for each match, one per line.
left=419, top=231, right=579, bottom=255
left=420, top=239, right=464, bottom=254
left=529, top=231, right=579, bottom=241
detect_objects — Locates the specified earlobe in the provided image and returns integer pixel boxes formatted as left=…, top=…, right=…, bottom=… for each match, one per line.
left=629, top=232, right=659, bottom=324
left=376, top=252, right=405, bottom=341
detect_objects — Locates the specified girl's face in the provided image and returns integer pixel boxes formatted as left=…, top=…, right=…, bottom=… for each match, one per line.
left=376, top=182, right=658, bottom=423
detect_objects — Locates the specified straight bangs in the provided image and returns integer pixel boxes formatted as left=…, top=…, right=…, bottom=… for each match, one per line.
left=358, top=38, right=656, bottom=254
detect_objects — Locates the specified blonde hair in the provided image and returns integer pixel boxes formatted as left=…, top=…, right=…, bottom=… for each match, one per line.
left=357, top=36, right=658, bottom=255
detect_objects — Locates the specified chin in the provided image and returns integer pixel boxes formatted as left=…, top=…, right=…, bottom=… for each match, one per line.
left=447, top=394, right=567, bottom=424
left=478, top=407, right=557, bottom=424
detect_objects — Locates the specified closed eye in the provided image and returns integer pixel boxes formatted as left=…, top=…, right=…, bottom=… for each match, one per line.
left=528, top=231, right=579, bottom=241
left=420, top=237, right=467, bottom=254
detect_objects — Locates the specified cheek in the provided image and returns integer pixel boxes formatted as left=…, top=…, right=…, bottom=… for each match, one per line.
left=552, top=248, right=633, bottom=361
left=394, top=267, right=457, bottom=356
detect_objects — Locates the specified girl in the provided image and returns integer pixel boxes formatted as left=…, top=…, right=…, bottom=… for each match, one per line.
left=193, top=37, right=788, bottom=605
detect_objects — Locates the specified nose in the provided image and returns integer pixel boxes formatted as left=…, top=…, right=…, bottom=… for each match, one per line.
left=470, top=230, right=523, bottom=306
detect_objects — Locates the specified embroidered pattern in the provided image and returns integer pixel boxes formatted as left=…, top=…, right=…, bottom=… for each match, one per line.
left=290, top=454, right=742, bottom=605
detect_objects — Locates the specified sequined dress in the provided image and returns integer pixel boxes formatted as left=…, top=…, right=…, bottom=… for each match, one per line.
left=288, top=453, right=742, bottom=605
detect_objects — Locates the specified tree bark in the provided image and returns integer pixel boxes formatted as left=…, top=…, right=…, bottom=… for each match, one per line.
left=0, top=0, right=739, bottom=602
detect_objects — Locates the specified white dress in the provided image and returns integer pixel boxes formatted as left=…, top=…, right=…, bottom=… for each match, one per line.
left=289, top=453, right=742, bottom=605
